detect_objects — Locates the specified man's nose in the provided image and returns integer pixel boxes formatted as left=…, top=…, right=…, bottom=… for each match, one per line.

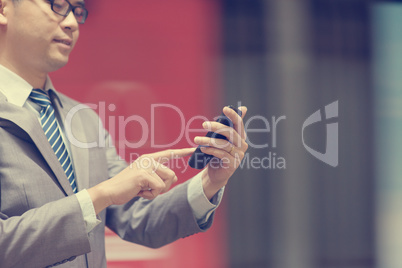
left=61, top=10, right=79, bottom=31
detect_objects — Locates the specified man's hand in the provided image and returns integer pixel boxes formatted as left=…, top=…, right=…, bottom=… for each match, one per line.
left=194, top=106, right=248, bottom=199
left=87, top=148, right=195, bottom=215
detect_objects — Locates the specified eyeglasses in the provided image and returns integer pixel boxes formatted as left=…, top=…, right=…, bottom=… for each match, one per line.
left=49, top=0, right=88, bottom=24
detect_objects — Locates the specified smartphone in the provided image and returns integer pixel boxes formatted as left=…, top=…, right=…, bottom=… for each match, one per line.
left=188, top=105, right=243, bottom=169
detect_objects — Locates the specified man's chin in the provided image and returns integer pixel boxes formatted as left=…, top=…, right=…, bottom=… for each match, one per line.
left=47, top=57, right=70, bottom=73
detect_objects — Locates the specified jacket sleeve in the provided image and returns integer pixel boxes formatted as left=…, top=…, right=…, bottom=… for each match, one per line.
left=102, top=119, right=216, bottom=248
left=0, top=195, right=91, bottom=268
left=105, top=179, right=215, bottom=249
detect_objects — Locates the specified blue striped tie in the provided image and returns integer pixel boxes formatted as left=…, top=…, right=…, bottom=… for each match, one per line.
left=29, top=89, right=78, bottom=193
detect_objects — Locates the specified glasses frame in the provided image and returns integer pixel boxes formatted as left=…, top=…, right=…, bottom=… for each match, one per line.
left=49, top=0, right=89, bottom=24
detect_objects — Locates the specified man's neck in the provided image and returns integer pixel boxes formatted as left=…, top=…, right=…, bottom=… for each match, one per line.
left=18, top=71, right=47, bottom=90
left=0, top=61, right=47, bottom=89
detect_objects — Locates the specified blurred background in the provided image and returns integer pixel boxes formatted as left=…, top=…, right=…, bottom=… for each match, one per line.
left=50, top=0, right=402, bottom=267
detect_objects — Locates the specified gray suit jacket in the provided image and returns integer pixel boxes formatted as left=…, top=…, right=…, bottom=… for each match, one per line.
left=0, top=90, right=212, bottom=268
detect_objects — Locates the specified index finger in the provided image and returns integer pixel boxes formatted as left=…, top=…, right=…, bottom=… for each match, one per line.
left=223, top=106, right=247, bottom=140
left=151, top=148, right=196, bottom=163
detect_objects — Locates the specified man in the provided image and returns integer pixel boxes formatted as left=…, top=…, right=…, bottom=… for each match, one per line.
left=0, top=0, right=248, bottom=267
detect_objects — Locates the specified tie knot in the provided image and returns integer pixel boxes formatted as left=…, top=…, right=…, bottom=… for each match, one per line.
left=29, top=88, right=51, bottom=108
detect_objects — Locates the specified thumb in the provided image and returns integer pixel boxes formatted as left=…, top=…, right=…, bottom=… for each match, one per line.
left=239, top=106, right=247, bottom=119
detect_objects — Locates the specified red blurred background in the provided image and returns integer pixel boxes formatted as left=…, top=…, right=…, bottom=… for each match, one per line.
left=51, top=1, right=227, bottom=267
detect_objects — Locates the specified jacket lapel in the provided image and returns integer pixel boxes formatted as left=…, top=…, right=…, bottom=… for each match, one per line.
left=0, top=95, right=74, bottom=196
left=50, top=90, right=90, bottom=191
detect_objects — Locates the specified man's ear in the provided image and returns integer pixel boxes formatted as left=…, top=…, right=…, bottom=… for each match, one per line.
left=0, top=0, right=9, bottom=26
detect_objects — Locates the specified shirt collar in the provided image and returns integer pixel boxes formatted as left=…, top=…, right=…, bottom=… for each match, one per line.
left=0, top=64, right=58, bottom=107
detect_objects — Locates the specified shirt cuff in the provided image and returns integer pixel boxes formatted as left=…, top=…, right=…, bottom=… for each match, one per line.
left=76, top=189, right=101, bottom=233
left=187, top=171, right=225, bottom=226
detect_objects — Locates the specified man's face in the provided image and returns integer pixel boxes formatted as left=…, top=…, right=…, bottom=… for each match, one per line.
left=2, top=0, right=82, bottom=75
